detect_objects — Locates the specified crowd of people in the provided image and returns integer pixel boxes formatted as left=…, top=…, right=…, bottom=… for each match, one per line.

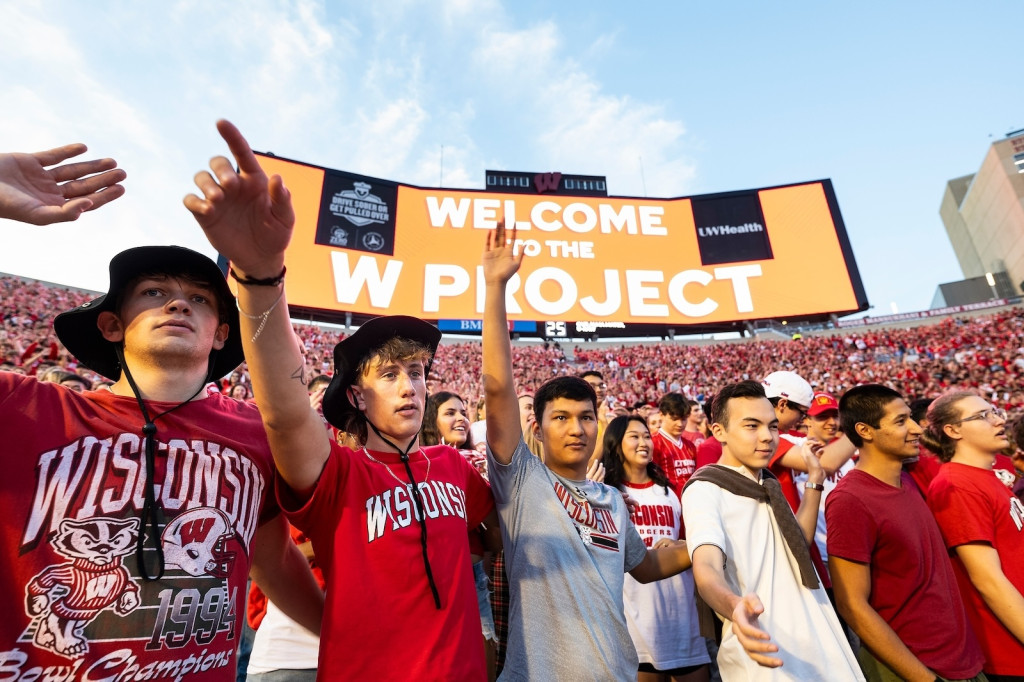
left=7, top=267, right=1024, bottom=422
left=3, top=123, right=1024, bottom=682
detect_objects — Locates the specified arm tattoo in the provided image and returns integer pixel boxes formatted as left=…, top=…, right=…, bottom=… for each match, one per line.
left=290, top=364, right=307, bottom=385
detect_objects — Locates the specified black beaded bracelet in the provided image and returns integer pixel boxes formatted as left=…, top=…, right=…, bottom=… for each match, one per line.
left=229, top=266, right=286, bottom=287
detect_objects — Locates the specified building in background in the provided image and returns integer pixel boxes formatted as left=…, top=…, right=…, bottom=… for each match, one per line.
left=939, top=129, right=1024, bottom=305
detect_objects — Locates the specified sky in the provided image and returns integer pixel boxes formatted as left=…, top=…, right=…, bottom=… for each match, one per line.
left=1, top=0, right=1020, bottom=321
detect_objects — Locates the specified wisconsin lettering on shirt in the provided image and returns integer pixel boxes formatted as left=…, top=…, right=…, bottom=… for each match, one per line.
left=23, top=434, right=266, bottom=553
left=365, top=482, right=469, bottom=542
left=552, top=480, right=620, bottom=551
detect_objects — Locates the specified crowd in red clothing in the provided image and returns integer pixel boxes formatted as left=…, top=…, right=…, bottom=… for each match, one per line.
left=5, top=273, right=1024, bottom=418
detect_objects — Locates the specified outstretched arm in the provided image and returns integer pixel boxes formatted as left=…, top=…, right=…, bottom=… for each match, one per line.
left=184, top=120, right=330, bottom=496
left=0, top=144, right=125, bottom=224
left=482, top=220, right=525, bottom=464
left=779, top=434, right=856, bottom=477
left=628, top=539, right=691, bottom=583
left=691, top=544, right=782, bottom=668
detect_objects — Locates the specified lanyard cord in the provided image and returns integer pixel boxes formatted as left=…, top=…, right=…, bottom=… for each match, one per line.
left=365, top=419, right=441, bottom=609
left=115, top=345, right=210, bottom=581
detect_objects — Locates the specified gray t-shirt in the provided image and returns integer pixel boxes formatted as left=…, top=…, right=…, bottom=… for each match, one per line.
left=488, top=439, right=647, bottom=681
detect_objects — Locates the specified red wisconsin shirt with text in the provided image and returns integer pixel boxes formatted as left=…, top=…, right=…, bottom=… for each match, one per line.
left=0, top=373, right=277, bottom=681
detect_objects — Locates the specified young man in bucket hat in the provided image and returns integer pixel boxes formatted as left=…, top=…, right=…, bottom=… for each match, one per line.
left=185, top=120, right=498, bottom=680
left=0, top=145, right=323, bottom=680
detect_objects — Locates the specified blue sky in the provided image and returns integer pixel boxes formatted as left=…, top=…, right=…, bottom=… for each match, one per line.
left=0, top=1, right=1020, bottom=319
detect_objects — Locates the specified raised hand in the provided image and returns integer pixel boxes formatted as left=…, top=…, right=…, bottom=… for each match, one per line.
left=731, top=593, right=782, bottom=667
left=184, top=120, right=295, bottom=279
left=0, top=144, right=126, bottom=225
left=801, top=436, right=825, bottom=482
left=482, top=218, right=524, bottom=286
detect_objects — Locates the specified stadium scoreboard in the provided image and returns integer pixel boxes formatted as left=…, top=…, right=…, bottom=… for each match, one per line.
left=245, top=153, right=869, bottom=338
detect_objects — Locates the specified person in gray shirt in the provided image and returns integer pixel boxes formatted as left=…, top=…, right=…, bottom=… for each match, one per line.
left=481, top=220, right=694, bottom=681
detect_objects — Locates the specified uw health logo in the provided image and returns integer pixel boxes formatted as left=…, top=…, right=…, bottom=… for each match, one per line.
left=315, top=171, right=398, bottom=256
left=692, top=192, right=774, bottom=266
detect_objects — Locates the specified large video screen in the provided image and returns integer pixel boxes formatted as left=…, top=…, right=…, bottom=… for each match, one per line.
left=252, top=153, right=868, bottom=329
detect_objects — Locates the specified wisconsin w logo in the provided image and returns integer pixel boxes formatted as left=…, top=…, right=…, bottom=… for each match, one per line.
left=534, top=172, right=561, bottom=193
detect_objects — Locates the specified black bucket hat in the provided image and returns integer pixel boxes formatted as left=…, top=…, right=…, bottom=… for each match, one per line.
left=322, top=315, right=442, bottom=429
left=53, top=245, right=243, bottom=381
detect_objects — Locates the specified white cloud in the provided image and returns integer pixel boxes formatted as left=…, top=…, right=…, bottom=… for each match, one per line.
left=470, top=22, right=695, bottom=197
left=0, top=1, right=697, bottom=290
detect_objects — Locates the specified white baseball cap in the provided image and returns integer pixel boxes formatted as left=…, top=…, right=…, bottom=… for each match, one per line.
left=761, top=371, right=813, bottom=409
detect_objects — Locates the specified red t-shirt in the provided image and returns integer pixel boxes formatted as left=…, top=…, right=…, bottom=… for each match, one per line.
left=681, top=430, right=706, bottom=448
left=652, top=431, right=697, bottom=495
left=928, top=462, right=1024, bottom=676
left=0, top=372, right=277, bottom=680
left=906, top=452, right=1016, bottom=497
left=826, top=470, right=984, bottom=679
left=695, top=437, right=721, bottom=469
left=281, top=443, right=494, bottom=681
left=904, top=450, right=942, bottom=496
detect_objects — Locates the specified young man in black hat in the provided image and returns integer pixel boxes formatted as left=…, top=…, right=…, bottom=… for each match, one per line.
left=185, top=120, right=498, bottom=680
left=481, top=220, right=694, bottom=680
left=0, top=195, right=322, bottom=682
left=0, top=142, right=323, bottom=680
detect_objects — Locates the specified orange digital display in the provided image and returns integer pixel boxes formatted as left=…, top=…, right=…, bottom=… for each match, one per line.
left=253, top=153, right=867, bottom=326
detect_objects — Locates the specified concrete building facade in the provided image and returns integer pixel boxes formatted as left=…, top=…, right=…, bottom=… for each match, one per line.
left=940, top=130, right=1024, bottom=296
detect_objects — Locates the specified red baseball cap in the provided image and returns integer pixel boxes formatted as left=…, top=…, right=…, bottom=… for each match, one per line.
left=807, top=392, right=839, bottom=417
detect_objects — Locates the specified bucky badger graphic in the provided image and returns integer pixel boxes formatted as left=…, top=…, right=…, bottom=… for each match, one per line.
left=25, top=517, right=141, bottom=658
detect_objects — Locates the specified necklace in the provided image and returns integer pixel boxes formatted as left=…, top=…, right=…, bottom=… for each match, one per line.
left=363, top=447, right=431, bottom=486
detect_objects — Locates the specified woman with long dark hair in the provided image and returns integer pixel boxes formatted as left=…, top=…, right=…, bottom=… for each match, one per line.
left=603, top=415, right=710, bottom=682
left=422, top=391, right=486, bottom=476
left=422, top=390, right=471, bottom=447
left=922, top=390, right=1024, bottom=681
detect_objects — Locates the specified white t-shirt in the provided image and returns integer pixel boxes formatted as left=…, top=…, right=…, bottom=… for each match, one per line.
left=247, top=599, right=320, bottom=674
left=622, top=481, right=710, bottom=670
left=682, top=465, right=863, bottom=681
left=469, top=419, right=487, bottom=448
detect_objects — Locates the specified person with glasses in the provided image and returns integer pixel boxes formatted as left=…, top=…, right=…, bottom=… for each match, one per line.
left=923, top=391, right=1024, bottom=681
